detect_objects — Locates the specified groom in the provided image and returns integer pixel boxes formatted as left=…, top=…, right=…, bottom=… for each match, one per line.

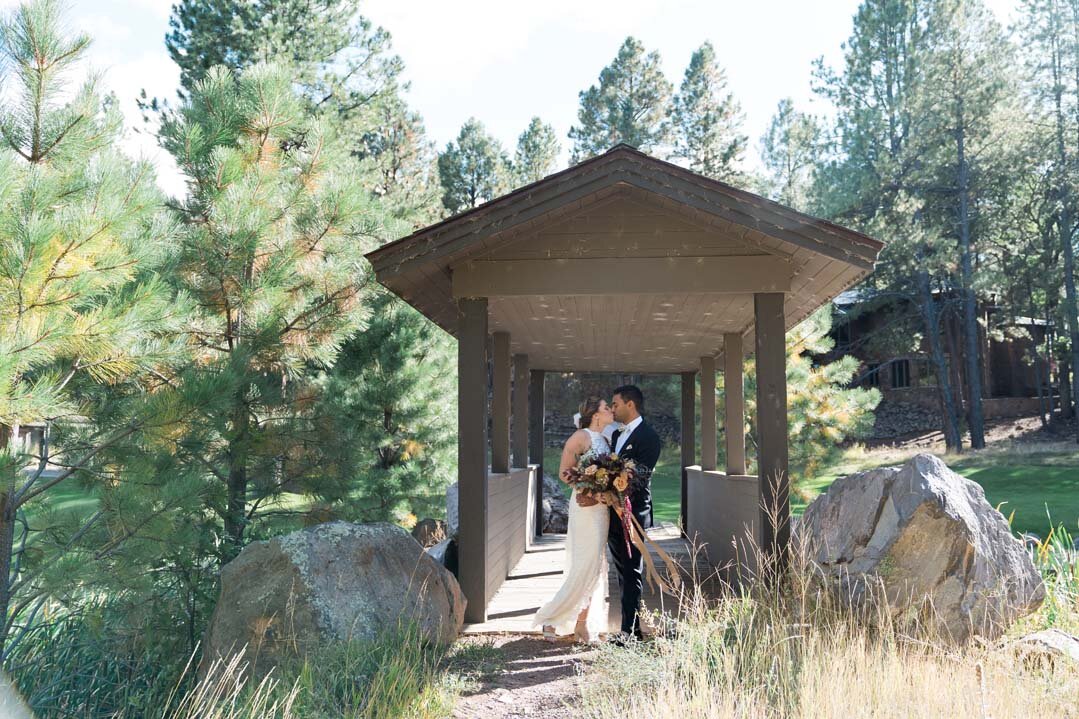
left=606, top=385, right=661, bottom=641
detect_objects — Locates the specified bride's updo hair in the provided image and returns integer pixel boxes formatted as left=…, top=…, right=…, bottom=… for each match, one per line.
left=577, top=396, right=603, bottom=429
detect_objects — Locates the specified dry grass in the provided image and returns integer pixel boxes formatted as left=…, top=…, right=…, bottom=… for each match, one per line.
left=580, top=500, right=1079, bottom=719
left=160, top=652, right=299, bottom=719
left=155, top=622, right=461, bottom=719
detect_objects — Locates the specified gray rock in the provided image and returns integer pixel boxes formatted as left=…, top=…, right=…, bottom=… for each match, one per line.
left=202, top=522, right=465, bottom=679
left=1006, top=629, right=1079, bottom=667
left=446, top=482, right=459, bottom=538
left=427, top=537, right=458, bottom=575
left=542, top=474, right=569, bottom=534
left=801, top=453, right=1045, bottom=643
left=427, top=537, right=450, bottom=565
left=412, top=518, right=447, bottom=547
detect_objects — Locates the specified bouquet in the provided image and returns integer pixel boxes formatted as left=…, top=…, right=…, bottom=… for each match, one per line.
left=563, top=449, right=640, bottom=557
left=562, top=449, right=639, bottom=505
left=564, top=449, right=682, bottom=597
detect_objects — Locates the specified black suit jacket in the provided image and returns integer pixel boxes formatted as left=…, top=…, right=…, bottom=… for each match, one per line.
left=610, top=419, right=662, bottom=529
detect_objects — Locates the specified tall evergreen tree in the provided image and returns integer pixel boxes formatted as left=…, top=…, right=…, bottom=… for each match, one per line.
left=164, top=0, right=437, bottom=217
left=759, top=99, right=821, bottom=209
left=1017, top=0, right=1079, bottom=436
left=154, top=61, right=383, bottom=562
left=814, top=0, right=967, bottom=452
left=166, top=0, right=400, bottom=106
left=915, top=0, right=1016, bottom=449
left=0, top=0, right=180, bottom=657
left=568, top=37, right=673, bottom=162
left=669, top=41, right=747, bottom=182
left=314, top=291, right=457, bottom=523
left=513, top=117, right=560, bottom=185
left=437, top=118, right=510, bottom=214
left=356, top=94, right=440, bottom=222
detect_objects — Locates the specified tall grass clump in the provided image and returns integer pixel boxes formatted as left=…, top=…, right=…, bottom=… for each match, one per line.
left=5, top=601, right=191, bottom=718
left=162, top=622, right=459, bottom=719
left=581, top=509, right=1079, bottom=719
left=1019, top=523, right=1078, bottom=635
left=7, top=607, right=461, bottom=719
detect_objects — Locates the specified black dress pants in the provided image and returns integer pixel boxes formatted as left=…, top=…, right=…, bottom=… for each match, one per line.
left=607, top=505, right=647, bottom=637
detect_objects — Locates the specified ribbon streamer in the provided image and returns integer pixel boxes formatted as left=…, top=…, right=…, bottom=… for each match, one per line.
left=614, top=505, right=683, bottom=597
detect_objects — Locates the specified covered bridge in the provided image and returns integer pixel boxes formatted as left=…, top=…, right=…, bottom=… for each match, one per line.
left=365, top=145, right=883, bottom=623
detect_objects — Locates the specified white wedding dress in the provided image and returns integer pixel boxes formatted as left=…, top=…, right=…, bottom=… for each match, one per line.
left=533, top=428, right=610, bottom=641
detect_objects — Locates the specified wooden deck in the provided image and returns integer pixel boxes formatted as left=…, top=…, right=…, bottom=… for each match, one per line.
left=462, top=523, right=720, bottom=635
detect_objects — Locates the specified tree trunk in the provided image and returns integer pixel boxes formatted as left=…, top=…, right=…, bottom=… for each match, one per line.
left=0, top=493, right=14, bottom=661
left=223, top=387, right=250, bottom=563
left=1056, top=9, right=1079, bottom=441
left=955, top=116, right=986, bottom=449
left=1059, top=213, right=1079, bottom=441
left=1062, top=361, right=1075, bottom=421
left=0, top=423, right=20, bottom=658
left=1035, top=349, right=1048, bottom=428
left=918, top=270, right=962, bottom=452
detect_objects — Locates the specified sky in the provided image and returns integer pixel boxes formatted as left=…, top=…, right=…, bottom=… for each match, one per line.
left=0, top=0, right=1022, bottom=198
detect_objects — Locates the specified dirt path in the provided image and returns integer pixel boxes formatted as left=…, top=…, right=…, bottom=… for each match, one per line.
left=449, top=635, right=597, bottom=718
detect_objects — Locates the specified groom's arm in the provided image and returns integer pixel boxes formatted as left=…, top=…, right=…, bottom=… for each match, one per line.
left=641, top=429, right=662, bottom=478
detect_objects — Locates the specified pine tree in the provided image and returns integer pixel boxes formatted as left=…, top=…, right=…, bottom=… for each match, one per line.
left=669, top=41, right=747, bottom=182
left=314, top=291, right=457, bottom=523
left=568, top=37, right=673, bottom=162
left=437, top=118, right=511, bottom=214
left=740, top=309, right=881, bottom=484
left=166, top=0, right=399, bottom=105
left=814, top=0, right=967, bottom=452
left=1017, top=0, right=1079, bottom=436
left=759, top=99, right=821, bottom=209
left=154, top=61, right=384, bottom=562
left=355, top=94, right=440, bottom=223
left=0, top=0, right=179, bottom=657
left=513, top=117, right=560, bottom=185
left=164, top=0, right=438, bottom=216
left=915, top=0, right=1016, bottom=449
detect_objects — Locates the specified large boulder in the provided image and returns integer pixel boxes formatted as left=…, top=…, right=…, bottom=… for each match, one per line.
left=801, top=453, right=1045, bottom=643
left=202, top=522, right=465, bottom=678
left=1005, top=629, right=1079, bottom=667
left=542, top=474, right=569, bottom=534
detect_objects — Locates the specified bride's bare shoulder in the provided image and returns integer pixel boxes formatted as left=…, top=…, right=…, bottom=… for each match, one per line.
left=564, top=428, right=590, bottom=449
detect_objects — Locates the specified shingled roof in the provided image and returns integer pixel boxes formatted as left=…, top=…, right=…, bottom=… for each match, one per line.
left=365, top=144, right=883, bottom=372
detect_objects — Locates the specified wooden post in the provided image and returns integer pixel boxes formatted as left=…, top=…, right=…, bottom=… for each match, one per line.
left=491, top=332, right=511, bottom=474
left=528, top=369, right=546, bottom=536
left=700, top=356, right=717, bottom=471
left=724, top=332, right=746, bottom=475
left=458, top=298, right=489, bottom=623
left=754, top=292, right=790, bottom=572
left=680, top=371, right=696, bottom=531
left=512, top=354, right=529, bottom=468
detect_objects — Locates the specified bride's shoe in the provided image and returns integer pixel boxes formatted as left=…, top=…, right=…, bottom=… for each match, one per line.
left=574, top=620, right=597, bottom=646
left=542, top=624, right=558, bottom=642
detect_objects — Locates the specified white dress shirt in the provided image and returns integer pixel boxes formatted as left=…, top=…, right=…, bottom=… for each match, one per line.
left=614, top=416, right=643, bottom=454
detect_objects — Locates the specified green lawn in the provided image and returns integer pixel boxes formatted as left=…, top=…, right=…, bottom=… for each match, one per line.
left=544, top=443, right=1079, bottom=538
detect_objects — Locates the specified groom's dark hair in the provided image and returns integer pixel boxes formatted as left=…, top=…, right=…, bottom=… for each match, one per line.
left=613, top=384, right=644, bottom=413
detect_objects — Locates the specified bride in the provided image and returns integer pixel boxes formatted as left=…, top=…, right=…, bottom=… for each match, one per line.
left=533, top=396, right=613, bottom=643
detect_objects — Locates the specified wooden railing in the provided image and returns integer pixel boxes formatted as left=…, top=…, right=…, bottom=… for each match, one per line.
left=484, top=465, right=539, bottom=604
